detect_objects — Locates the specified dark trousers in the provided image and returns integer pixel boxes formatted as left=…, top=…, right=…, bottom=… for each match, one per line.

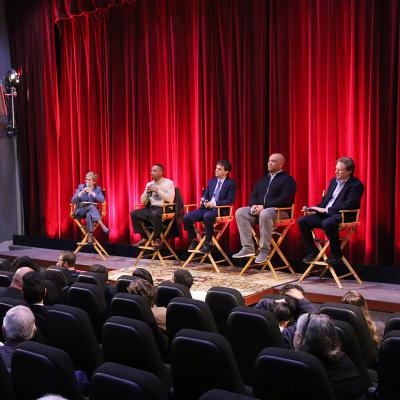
left=130, top=206, right=163, bottom=239
left=183, top=208, right=218, bottom=243
left=75, top=205, right=101, bottom=233
left=297, top=213, right=342, bottom=256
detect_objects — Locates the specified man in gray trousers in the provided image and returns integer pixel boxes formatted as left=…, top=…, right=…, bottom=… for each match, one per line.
left=233, top=154, right=296, bottom=264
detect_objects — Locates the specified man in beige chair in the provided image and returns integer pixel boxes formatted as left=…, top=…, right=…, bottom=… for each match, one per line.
left=130, top=164, right=175, bottom=249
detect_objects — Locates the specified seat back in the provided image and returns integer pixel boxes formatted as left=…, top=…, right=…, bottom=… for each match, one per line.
left=384, top=312, right=400, bottom=335
left=199, top=389, right=257, bottom=400
left=102, top=316, right=171, bottom=388
left=332, top=319, right=370, bottom=390
left=115, top=275, right=136, bottom=293
left=226, top=306, right=284, bottom=385
left=0, top=354, right=15, bottom=400
left=320, top=302, right=378, bottom=368
left=67, top=282, right=109, bottom=337
left=378, top=330, right=400, bottom=400
left=0, top=297, right=22, bottom=341
left=171, top=329, right=247, bottom=400
left=77, top=272, right=107, bottom=290
left=46, top=304, right=103, bottom=375
left=44, top=267, right=71, bottom=287
left=12, top=341, right=83, bottom=400
left=111, top=293, right=167, bottom=357
left=254, top=347, right=335, bottom=400
left=205, top=287, right=245, bottom=336
left=166, top=297, right=219, bottom=342
left=90, top=362, right=168, bottom=400
left=0, top=271, right=13, bottom=287
left=155, top=281, right=192, bottom=308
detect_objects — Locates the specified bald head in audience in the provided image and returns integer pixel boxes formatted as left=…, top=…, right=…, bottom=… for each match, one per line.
left=11, top=267, right=34, bottom=290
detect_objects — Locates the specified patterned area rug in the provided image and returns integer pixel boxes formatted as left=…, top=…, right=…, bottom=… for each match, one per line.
left=108, top=258, right=299, bottom=299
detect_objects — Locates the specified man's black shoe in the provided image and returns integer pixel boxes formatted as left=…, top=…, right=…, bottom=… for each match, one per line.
left=199, top=242, right=213, bottom=254
left=302, top=252, right=318, bottom=263
left=326, top=254, right=342, bottom=265
left=188, top=239, right=199, bottom=251
left=133, top=238, right=147, bottom=247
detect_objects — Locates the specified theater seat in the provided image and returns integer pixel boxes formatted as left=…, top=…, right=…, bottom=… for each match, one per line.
left=115, top=275, right=136, bottom=293
left=205, top=286, right=245, bottom=336
left=199, top=389, right=257, bottom=400
left=90, top=362, right=168, bottom=400
left=155, top=281, right=192, bottom=308
left=384, top=312, right=400, bottom=335
left=12, top=341, right=83, bottom=400
left=253, top=347, right=335, bottom=400
left=171, top=329, right=250, bottom=400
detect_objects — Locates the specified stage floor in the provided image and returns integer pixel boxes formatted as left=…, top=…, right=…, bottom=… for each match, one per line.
left=0, top=243, right=399, bottom=310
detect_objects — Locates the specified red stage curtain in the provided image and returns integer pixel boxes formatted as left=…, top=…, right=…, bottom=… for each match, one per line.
left=5, top=0, right=400, bottom=266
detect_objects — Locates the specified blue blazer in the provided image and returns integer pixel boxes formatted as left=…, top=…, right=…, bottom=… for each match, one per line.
left=318, top=176, right=364, bottom=216
left=202, top=177, right=236, bottom=206
left=71, top=184, right=105, bottom=204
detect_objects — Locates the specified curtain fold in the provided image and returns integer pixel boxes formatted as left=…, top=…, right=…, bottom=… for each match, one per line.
left=5, top=0, right=400, bottom=265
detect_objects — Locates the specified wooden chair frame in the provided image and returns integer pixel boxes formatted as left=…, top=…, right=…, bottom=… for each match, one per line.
left=70, top=201, right=109, bottom=260
left=133, top=203, right=180, bottom=268
left=181, top=204, right=234, bottom=273
left=298, top=209, right=362, bottom=289
left=239, top=206, right=296, bottom=279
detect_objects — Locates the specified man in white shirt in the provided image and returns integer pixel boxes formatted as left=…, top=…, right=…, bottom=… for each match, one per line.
left=130, top=164, right=175, bottom=249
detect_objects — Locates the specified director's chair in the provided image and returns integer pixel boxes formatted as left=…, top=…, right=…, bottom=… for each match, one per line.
left=298, top=209, right=362, bottom=289
left=133, top=202, right=181, bottom=268
left=239, top=205, right=297, bottom=279
left=70, top=200, right=109, bottom=260
left=181, top=204, right=234, bottom=273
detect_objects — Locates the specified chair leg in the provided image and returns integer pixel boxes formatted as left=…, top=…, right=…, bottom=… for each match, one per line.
left=239, top=256, right=256, bottom=276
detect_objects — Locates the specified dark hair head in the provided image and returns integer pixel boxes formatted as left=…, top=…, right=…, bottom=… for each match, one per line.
left=272, top=301, right=293, bottom=323
left=336, top=157, right=355, bottom=175
left=89, top=264, right=108, bottom=279
left=279, top=283, right=305, bottom=295
left=0, top=258, right=12, bottom=271
left=132, top=268, right=154, bottom=285
left=127, top=278, right=156, bottom=306
left=295, top=313, right=341, bottom=361
left=173, top=269, right=193, bottom=289
left=59, top=251, right=76, bottom=268
left=22, top=271, right=45, bottom=304
left=216, top=160, right=232, bottom=172
left=11, top=256, right=40, bottom=273
left=153, top=164, right=165, bottom=172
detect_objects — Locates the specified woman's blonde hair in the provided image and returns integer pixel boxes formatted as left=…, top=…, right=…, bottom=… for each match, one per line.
left=342, top=290, right=379, bottom=344
left=85, top=171, right=98, bottom=182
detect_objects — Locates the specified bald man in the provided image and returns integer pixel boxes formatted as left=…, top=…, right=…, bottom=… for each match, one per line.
left=0, top=267, right=33, bottom=304
left=233, top=153, right=296, bottom=264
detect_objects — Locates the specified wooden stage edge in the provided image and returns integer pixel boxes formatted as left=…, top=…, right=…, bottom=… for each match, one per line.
left=0, top=244, right=399, bottom=312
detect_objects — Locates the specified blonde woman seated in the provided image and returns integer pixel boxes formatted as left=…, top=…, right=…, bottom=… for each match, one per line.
left=342, top=290, right=384, bottom=344
left=127, top=278, right=166, bottom=332
left=71, top=171, right=109, bottom=244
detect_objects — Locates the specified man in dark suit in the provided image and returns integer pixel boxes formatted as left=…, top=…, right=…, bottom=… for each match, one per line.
left=183, top=160, right=236, bottom=254
left=0, top=267, right=32, bottom=305
left=297, top=157, right=364, bottom=265
left=233, top=153, right=296, bottom=264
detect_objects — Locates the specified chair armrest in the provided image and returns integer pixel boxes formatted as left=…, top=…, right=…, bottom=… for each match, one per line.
left=70, top=203, right=76, bottom=217
left=162, top=203, right=175, bottom=214
left=216, top=205, right=233, bottom=218
left=275, top=205, right=294, bottom=221
left=339, top=209, right=360, bottom=224
left=100, top=201, right=107, bottom=217
left=184, top=204, right=198, bottom=213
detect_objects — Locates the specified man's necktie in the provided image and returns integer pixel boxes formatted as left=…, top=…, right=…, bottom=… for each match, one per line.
left=213, top=180, right=222, bottom=202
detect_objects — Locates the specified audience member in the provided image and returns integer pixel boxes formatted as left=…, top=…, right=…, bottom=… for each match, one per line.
left=11, top=256, right=40, bottom=273
left=173, top=269, right=193, bottom=290
left=55, top=251, right=80, bottom=283
left=294, top=313, right=365, bottom=400
left=0, top=267, right=33, bottom=304
left=0, top=258, right=12, bottom=271
left=127, top=278, right=166, bottom=332
left=0, top=305, right=36, bottom=372
left=88, top=264, right=116, bottom=305
left=132, top=267, right=154, bottom=285
left=342, top=290, right=384, bottom=344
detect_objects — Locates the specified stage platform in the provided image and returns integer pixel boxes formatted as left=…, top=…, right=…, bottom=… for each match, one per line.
left=0, top=243, right=399, bottom=311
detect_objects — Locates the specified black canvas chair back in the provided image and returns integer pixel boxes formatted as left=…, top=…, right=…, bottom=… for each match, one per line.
left=0, top=258, right=12, bottom=271
left=90, top=362, right=168, bottom=400
left=378, top=330, right=400, bottom=400
left=44, top=267, right=70, bottom=287
left=12, top=340, right=83, bottom=400
left=171, top=329, right=248, bottom=400
left=77, top=271, right=107, bottom=290
left=200, top=389, right=257, bottom=400
left=384, top=312, right=400, bottom=335
left=205, top=286, right=245, bottom=335
left=111, top=293, right=167, bottom=357
left=46, top=304, right=102, bottom=375
left=0, top=355, right=15, bottom=400
left=67, top=282, right=109, bottom=337
left=155, top=281, right=192, bottom=308
left=226, top=306, right=284, bottom=385
left=254, top=347, right=335, bottom=400
left=333, top=319, right=371, bottom=390
left=166, top=297, right=218, bottom=342
left=115, top=274, right=136, bottom=293
left=102, top=316, right=171, bottom=388
left=0, top=271, right=13, bottom=287
left=320, top=302, right=378, bottom=368
left=0, top=297, right=22, bottom=342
